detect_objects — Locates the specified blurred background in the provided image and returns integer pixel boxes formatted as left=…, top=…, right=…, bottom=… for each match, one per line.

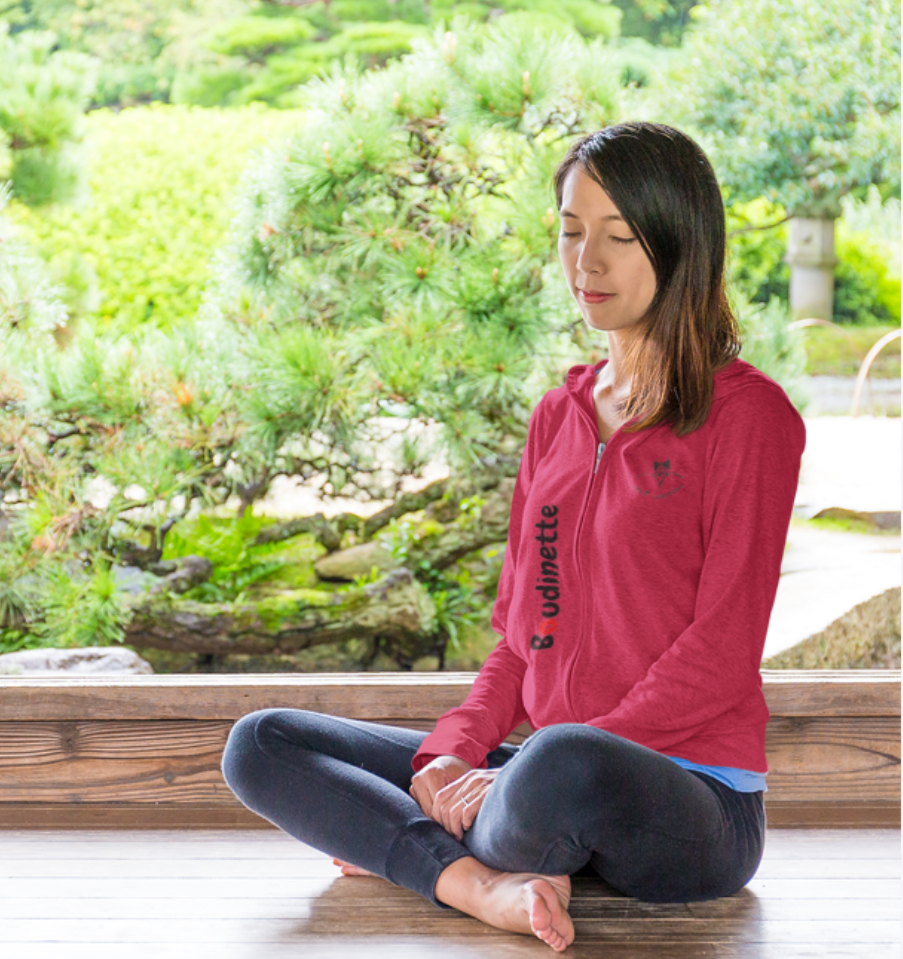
left=0, top=0, right=899, bottom=676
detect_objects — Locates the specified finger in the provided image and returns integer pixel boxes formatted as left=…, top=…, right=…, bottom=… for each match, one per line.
left=433, top=780, right=462, bottom=828
left=462, top=792, right=485, bottom=832
left=434, top=789, right=458, bottom=835
left=410, top=781, right=432, bottom=817
left=450, top=798, right=470, bottom=840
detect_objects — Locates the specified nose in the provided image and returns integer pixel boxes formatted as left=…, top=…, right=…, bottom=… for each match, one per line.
left=574, top=236, right=607, bottom=277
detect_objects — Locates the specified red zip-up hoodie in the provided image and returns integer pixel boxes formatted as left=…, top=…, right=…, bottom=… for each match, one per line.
left=412, top=356, right=806, bottom=775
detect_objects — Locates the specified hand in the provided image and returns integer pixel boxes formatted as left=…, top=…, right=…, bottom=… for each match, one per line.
left=431, top=768, right=501, bottom=841
left=410, top=754, right=472, bottom=820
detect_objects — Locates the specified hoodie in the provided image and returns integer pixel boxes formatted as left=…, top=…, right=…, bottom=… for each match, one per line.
left=412, top=356, right=806, bottom=775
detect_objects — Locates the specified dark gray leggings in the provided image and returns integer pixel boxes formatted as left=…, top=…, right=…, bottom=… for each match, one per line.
left=220, top=708, right=766, bottom=908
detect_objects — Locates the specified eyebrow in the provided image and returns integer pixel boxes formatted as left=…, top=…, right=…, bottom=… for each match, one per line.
left=559, top=209, right=625, bottom=222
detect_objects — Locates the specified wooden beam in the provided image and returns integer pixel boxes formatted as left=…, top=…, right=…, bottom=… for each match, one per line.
left=0, top=671, right=898, bottom=829
left=0, top=669, right=898, bottom=720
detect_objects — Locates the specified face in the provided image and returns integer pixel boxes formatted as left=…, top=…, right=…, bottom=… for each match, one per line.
left=557, top=165, right=657, bottom=334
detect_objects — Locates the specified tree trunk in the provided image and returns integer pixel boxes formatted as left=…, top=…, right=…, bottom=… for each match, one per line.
left=124, top=567, right=438, bottom=657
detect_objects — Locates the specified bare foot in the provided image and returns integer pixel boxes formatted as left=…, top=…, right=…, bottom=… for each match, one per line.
left=474, top=872, right=574, bottom=952
left=332, top=857, right=377, bottom=877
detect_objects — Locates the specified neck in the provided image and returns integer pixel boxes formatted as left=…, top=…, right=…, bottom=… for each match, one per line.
left=599, top=329, right=641, bottom=392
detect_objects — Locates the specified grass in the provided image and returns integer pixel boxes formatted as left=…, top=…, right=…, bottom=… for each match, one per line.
left=801, top=322, right=901, bottom=378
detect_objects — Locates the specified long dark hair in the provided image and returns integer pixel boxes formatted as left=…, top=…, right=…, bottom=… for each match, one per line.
left=552, top=121, right=742, bottom=437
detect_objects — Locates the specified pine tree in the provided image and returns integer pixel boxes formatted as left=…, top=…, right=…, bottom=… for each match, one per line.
left=0, top=17, right=622, bottom=667
left=0, top=24, right=98, bottom=206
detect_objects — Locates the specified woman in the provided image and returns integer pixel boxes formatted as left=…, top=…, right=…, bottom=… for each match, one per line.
left=221, top=121, right=806, bottom=953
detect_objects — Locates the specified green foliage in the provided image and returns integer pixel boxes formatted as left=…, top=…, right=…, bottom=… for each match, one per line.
left=332, top=0, right=431, bottom=22
left=640, top=0, right=901, bottom=217
left=834, top=229, right=902, bottom=325
left=609, top=0, right=699, bottom=45
left=555, top=0, right=622, bottom=37
left=376, top=510, right=486, bottom=655
left=725, top=198, right=790, bottom=305
left=3, top=102, right=308, bottom=333
left=0, top=23, right=99, bottom=206
left=204, top=16, right=317, bottom=59
left=732, top=293, right=810, bottom=410
left=2, top=0, right=247, bottom=109
left=223, top=21, right=433, bottom=108
left=203, top=15, right=620, bottom=472
left=799, top=323, right=900, bottom=377
left=0, top=182, right=69, bottom=335
left=170, top=67, right=253, bottom=108
left=161, top=512, right=293, bottom=603
left=832, top=185, right=902, bottom=325
left=28, top=562, right=134, bottom=648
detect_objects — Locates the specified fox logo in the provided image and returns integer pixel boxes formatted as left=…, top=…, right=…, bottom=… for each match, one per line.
left=634, top=459, right=684, bottom=498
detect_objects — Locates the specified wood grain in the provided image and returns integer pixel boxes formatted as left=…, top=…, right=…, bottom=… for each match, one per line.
left=0, top=672, right=898, bottom=828
left=0, top=670, right=897, bottom=720
left=0, top=716, right=895, bottom=804
left=0, top=828, right=898, bottom=959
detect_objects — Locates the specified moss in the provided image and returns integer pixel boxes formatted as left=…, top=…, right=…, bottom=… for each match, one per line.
left=238, top=586, right=344, bottom=633
left=788, top=513, right=899, bottom=536
left=763, top=587, right=901, bottom=669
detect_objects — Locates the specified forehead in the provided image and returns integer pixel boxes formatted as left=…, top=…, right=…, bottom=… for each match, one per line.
left=559, top=166, right=623, bottom=220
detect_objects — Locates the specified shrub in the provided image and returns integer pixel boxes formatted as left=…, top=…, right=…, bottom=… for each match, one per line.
left=3, top=102, right=309, bottom=335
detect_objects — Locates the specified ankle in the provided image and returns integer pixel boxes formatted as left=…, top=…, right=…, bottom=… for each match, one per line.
left=434, top=855, right=499, bottom=913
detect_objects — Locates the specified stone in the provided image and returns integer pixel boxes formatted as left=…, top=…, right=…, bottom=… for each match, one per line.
left=314, top=540, right=396, bottom=581
left=762, top=587, right=901, bottom=669
left=811, top=507, right=901, bottom=532
left=0, top=646, right=155, bottom=675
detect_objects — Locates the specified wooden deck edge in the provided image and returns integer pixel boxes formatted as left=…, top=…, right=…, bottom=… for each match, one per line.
left=0, top=801, right=898, bottom=831
left=764, top=801, right=902, bottom=829
left=0, top=670, right=899, bottom=720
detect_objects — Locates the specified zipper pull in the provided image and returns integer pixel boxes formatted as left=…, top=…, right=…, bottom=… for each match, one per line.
left=593, top=441, right=605, bottom=474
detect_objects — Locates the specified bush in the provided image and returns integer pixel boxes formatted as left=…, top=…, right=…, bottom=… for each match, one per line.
left=205, top=17, right=317, bottom=60
left=3, top=102, right=309, bottom=335
left=834, top=227, right=901, bottom=325
left=725, top=197, right=790, bottom=305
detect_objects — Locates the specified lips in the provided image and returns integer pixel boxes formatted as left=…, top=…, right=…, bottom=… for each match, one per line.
left=580, top=289, right=614, bottom=301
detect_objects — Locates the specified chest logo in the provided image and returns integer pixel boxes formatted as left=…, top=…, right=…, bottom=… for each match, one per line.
left=634, top=458, right=685, bottom=498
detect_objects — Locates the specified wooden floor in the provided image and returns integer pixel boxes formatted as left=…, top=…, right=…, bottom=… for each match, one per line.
left=0, top=828, right=900, bottom=959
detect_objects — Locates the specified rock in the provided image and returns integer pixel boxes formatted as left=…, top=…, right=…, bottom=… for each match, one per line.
left=314, top=540, right=396, bottom=581
left=411, top=656, right=440, bottom=671
left=0, top=647, right=155, bottom=675
left=111, top=565, right=159, bottom=595
left=762, top=587, right=901, bottom=669
left=811, top=507, right=901, bottom=532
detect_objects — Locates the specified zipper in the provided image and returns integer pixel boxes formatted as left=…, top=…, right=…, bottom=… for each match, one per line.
left=593, top=441, right=605, bottom=474
left=563, top=413, right=609, bottom=720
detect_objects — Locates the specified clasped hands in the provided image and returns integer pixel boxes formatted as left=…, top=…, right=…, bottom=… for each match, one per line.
left=409, top=755, right=500, bottom=841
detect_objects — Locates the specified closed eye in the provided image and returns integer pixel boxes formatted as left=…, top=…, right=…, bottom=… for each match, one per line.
left=559, top=233, right=635, bottom=244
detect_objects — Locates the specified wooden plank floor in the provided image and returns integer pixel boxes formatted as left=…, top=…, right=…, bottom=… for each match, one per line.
left=0, top=828, right=900, bottom=959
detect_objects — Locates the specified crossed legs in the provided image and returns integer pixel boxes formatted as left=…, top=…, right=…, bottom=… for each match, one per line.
left=221, top=709, right=764, bottom=948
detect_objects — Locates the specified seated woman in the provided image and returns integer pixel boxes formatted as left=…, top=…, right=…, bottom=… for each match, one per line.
left=221, top=120, right=806, bottom=953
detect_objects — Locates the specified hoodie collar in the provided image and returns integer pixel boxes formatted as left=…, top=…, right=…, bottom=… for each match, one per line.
left=564, top=355, right=746, bottom=442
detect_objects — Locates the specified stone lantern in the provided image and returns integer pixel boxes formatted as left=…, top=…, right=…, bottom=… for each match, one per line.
left=784, top=216, right=840, bottom=321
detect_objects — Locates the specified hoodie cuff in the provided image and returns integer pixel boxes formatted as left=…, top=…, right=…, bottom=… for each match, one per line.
left=412, top=735, right=489, bottom=773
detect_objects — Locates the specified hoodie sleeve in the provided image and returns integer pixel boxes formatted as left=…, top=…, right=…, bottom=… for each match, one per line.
left=581, top=385, right=806, bottom=753
left=410, top=405, right=544, bottom=773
